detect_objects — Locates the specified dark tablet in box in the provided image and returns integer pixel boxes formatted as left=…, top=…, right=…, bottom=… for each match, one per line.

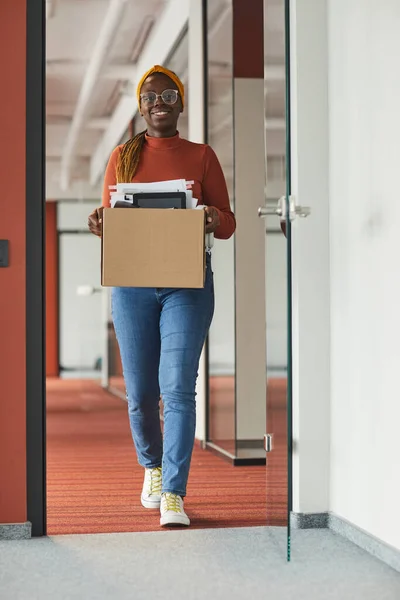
left=118, top=191, right=187, bottom=209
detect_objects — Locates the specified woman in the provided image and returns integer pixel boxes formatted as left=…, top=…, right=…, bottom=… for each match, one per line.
left=88, top=65, right=235, bottom=527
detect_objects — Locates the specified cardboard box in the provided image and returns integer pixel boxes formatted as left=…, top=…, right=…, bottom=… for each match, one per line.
left=101, top=208, right=206, bottom=288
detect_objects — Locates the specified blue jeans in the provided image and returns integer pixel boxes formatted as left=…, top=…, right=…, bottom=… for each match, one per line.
left=111, top=254, right=214, bottom=497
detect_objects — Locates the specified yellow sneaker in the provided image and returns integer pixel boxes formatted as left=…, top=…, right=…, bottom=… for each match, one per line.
left=160, top=493, right=190, bottom=527
left=141, top=467, right=162, bottom=509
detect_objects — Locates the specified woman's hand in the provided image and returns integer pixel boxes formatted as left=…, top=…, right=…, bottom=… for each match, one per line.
left=88, top=207, right=104, bottom=237
left=205, top=206, right=220, bottom=234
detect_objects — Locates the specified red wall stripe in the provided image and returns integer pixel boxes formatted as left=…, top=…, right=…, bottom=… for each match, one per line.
left=0, top=0, right=27, bottom=524
left=233, top=0, right=264, bottom=79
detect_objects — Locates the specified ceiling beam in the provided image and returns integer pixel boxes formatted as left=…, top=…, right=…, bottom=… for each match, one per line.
left=60, top=0, right=130, bottom=191
left=47, top=116, right=111, bottom=129
left=46, top=61, right=136, bottom=80
left=90, top=0, right=190, bottom=186
left=46, top=60, right=284, bottom=82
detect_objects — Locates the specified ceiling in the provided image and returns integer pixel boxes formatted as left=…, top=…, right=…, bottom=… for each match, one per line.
left=45, top=0, right=286, bottom=201
left=46, top=0, right=167, bottom=200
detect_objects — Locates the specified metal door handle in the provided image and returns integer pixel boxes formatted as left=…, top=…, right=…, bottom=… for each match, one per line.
left=258, top=206, right=283, bottom=218
left=258, top=196, right=285, bottom=219
left=258, top=196, right=311, bottom=221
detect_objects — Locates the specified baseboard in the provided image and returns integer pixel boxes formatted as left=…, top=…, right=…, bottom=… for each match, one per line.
left=291, top=512, right=329, bottom=529
left=0, top=522, right=31, bottom=540
left=236, top=440, right=264, bottom=450
left=329, top=513, right=400, bottom=574
left=291, top=512, right=400, bottom=573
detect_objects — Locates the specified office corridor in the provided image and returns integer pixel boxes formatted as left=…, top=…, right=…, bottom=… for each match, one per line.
left=46, top=379, right=266, bottom=535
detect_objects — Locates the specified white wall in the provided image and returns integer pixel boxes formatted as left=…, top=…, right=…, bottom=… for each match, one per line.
left=58, top=201, right=103, bottom=374
left=290, top=0, right=331, bottom=514
left=59, top=233, right=103, bottom=371
left=329, top=0, right=400, bottom=550
left=57, top=201, right=98, bottom=230
left=208, top=237, right=235, bottom=376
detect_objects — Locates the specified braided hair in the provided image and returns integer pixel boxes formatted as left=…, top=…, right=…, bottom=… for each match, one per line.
left=116, top=130, right=146, bottom=183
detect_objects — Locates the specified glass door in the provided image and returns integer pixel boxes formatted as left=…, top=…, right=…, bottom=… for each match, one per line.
left=260, top=0, right=292, bottom=560
left=206, top=0, right=237, bottom=459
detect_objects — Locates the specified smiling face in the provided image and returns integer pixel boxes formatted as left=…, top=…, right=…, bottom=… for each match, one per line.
left=139, top=73, right=183, bottom=138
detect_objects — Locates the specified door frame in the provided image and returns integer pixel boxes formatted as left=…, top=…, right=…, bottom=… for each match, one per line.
left=26, top=0, right=46, bottom=537
left=26, top=0, right=295, bottom=537
left=285, top=0, right=294, bottom=548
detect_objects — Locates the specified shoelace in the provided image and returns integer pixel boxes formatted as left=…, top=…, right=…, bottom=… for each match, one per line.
left=163, top=493, right=181, bottom=513
left=149, top=467, right=162, bottom=495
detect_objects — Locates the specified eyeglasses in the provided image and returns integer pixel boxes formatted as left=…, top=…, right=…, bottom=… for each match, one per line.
left=140, top=89, right=179, bottom=106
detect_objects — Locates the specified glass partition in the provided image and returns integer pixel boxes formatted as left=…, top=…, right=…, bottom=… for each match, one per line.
left=263, top=0, right=292, bottom=559
left=206, top=0, right=236, bottom=456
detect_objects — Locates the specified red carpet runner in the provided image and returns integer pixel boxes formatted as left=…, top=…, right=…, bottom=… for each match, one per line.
left=46, top=379, right=267, bottom=535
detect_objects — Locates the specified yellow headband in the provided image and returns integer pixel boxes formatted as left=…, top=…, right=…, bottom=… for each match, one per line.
left=137, top=65, right=185, bottom=110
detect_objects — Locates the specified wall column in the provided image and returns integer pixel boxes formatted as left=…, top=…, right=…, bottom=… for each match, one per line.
left=0, top=0, right=45, bottom=538
left=233, top=0, right=267, bottom=443
left=0, top=0, right=28, bottom=535
left=289, top=0, right=331, bottom=515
